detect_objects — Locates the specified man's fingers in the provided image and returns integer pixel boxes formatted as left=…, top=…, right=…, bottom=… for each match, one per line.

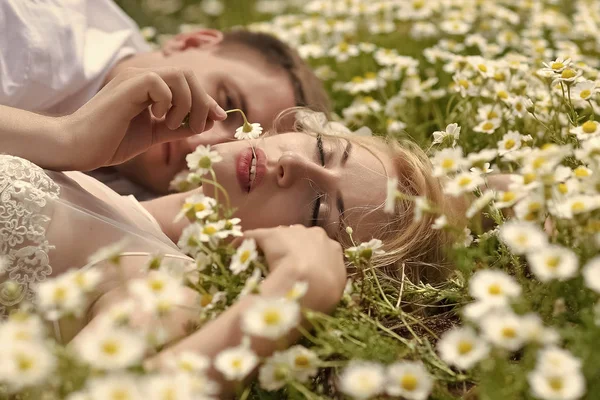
left=183, top=70, right=210, bottom=134
left=141, top=73, right=172, bottom=119
left=162, top=70, right=193, bottom=130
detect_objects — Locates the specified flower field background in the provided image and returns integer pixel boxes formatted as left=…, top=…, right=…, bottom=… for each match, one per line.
left=3, top=0, right=600, bottom=399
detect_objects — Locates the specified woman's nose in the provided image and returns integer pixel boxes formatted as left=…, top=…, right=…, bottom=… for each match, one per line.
left=276, top=152, right=329, bottom=189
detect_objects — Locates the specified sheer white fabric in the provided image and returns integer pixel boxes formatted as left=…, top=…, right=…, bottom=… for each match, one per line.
left=0, top=155, right=189, bottom=315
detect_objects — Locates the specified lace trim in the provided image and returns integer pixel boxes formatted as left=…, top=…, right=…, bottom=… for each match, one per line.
left=0, top=155, right=60, bottom=314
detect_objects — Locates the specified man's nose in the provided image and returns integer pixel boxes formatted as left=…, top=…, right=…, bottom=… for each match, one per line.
left=275, top=152, right=333, bottom=189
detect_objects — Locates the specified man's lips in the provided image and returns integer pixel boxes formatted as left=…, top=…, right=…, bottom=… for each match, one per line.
left=163, top=142, right=171, bottom=166
left=236, top=147, right=267, bottom=193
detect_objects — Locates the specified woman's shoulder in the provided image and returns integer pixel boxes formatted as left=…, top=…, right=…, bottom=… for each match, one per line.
left=0, top=154, right=61, bottom=199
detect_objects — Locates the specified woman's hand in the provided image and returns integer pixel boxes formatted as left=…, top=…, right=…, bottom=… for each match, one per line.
left=61, top=67, right=227, bottom=171
left=243, top=225, right=347, bottom=313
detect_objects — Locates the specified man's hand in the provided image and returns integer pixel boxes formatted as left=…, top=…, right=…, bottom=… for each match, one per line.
left=62, top=67, right=227, bottom=171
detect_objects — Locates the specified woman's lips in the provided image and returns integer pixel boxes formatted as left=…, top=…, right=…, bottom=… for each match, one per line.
left=236, top=147, right=267, bottom=193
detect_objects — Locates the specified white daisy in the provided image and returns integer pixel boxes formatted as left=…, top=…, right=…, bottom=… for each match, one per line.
left=283, top=345, right=319, bottom=382
left=536, top=346, right=583, bottom=373
left=444, top=171, right=484, bottom=197
left=582, top=256, right=600, bottom=293
left=499, top=221, right=548, bottom=255
left=36, top=275, right=85, bottom=320
left=259, top=351, right=291, bottom=391
left=438, top=326, right=490, bottom=370
left=527, top=245, right=579, bottom=282
left=528, top=369, right=586, bottom=400
left=186, top=145, right=223, bottom=175
left=0, top=342, right=55, bottom=391
left=144, top=373, right=195, bottom=400
left=214, top=338, right=258, bottom=381
left=164, top=352, right=210, bottom=376
left=431, top=147, right=466, bottom=177
left=520, top=313, right=560, bottom=345
left=86, top=374, right=142, bottom=400
left=570, top=121, right=600, bottom=141
left=235, top=122, right=263, bottom=140
left=87, top=238, right=129, bottom=266
left=385, top=360, right=433, bottom=400
left=285, top=281, right=309, bottom=301
left=480, top=311, right=526, bottom=351
left=571, top=80, right=597, bottom=101
left=498, top=131, right=523, bottom=156
left=0, top=313, right=45, bottom=344
left=242, top=298, right=300, bottom=340
left=174, top=193, right=217, bottom=222
left=230, top=239, right=258, bottom=275
left=75, top=327, right=146, bottom=370
left=432, top=123, right=461, bottom=146
left=338, top=361, right=386, bottom=399
left=469, top=269, right=521, bottom=307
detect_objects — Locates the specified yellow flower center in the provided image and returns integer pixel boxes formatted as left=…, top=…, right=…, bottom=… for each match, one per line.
left=365, top=72, right=377, bottom=79
left=413, top=0, right=425, bottom=9
left=458, top=177, right=473, bottom=187
left=501, top=327, right=517, bottom=338
left=194, top=203, right=206, bottom=212
left=441, top=159, right=455, bottom=169
left=528, top=202, right=542, bottom=212
left=203, top=226, right=217, bottom=235
left=516, top=234, right=528, bottom=245
left=571, top=201, right=586, bottom=212
left=548, top=377, right=563, bottom=391
left=200, top=294, right=213, bottom=307
left=546, top=256, right=561, bottom=269
left=15, top=331, right=31, bottom=341
left=16, top=354, right=33, bottom=371
left=561, top=69, right=576, bottom=79
left=488, top=284, right=502, bottom=295
left=524, top=173, right=537, bottom=184
left=263, top=310, right=281, bottom=325
left=504, top=139, right=516, bottom=149
left=400, top=374, right=419, bottom=391
left=494, top=72, right=506, bottom=82
left=488, top=111, right=499, bottom=119
left=458, top=79, right=470, bottom=89
left=502, top=192, right=516, bottom=202
left=102, top=340, right=120, bottom=356
left=149, top=279, right=164, bottom=292
left=232, top=359, right=242, bottom=370
left=295, top=355, right=310, bottom=367
left=240, top=250, right=251, bottom=264
left=478, top=64, right=488, bottom=73
left=558, top=183, right=568, bottom=194
left=53, top=287, right=67, bottom=302
left=482, top=122, right=495, bottom=131
left=74, top=273, right=86, bottom=288
left=363, top=96, right=375, bottom=103
left=198, top=156, right=212, bottom=169
left=110, top=389, right=131, bottom=400
left=580, top=89, right=591, bottom=99
left=551, top=62, right=564, bottom=70
left=582, top=121, right=597, bottom=134
left=179, top=361, right=194, bottom=372
left=352, top=76, right=364, bottom=83
left=574, top=166, right=590, bottom=177
left=497, top=90, right=509, bottom=100
left=457, top=340, right=473, bottom=355
left=339, top=42, right=349, bottom=52
left=532, top=157, right=546, bottom=169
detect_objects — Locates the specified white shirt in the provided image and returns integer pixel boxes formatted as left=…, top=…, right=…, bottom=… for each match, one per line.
left=0, top=0, right=151, bottom=114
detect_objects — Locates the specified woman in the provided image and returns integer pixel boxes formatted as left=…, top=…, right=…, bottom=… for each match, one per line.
left=0, top=67, right=450, bottom=391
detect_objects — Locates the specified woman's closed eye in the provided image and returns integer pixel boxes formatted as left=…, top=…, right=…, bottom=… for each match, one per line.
left=310, top=134, right=327, bottom=227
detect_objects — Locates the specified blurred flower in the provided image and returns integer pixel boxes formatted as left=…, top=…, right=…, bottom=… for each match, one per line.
left=339, top=361, right=385, bottom=399
left=385, top=360, right=433, bottom=400
left=438, top=326, right=489, bottom=370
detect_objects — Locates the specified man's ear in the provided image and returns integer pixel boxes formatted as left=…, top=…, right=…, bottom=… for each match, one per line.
left=161, top=29, right=224, bottom=56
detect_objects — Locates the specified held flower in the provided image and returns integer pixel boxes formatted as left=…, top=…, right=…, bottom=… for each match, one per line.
left=228, top=108, right=264, bottom=140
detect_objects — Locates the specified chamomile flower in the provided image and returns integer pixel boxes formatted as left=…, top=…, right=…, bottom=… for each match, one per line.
left=230, top=239, right=258, bottom=275
left=444, top=171, right=484, bottom=197
left=480, top=311, right=526, bottom=351
left=495, top=190, right=523, bottom=209
left=385, top=360, right=433, bottom=400
left=571, top=80, right=597, bottom=101
left=77, top=327, right=145, bottom=371
left=438, top=326, right=490, bottom=370
left=186, top=145, right=223, bottom=174
left=240, top=268, right=263, bottom=297
left=285, top=281, right=309, bottom=301
left=582, top=256, right=600, bottom=293
left=553, top=195, right=600, bottom=219
left=63, top=268, right=102, bottom=293
left=242, top=298, right=300, bottom=340
left=432, top=123, right=461, bottom=147
left=497, top=131, right=523, bottom=156
left=499, top=221, right=548, bottom=255
left=469, top=269, right=521, bottom=307
left=87, top=238, right=129, bottom=266
left=338, top=361, right=386, bottom=399
left=0, top=342, right=55, bottom=391
left=474, top=119, right=501, bottom=135
left=235, top=122, right=263, bottom=140
left=284, top=345, right=319, bottom=382
left=432, top=215, right=448, bottom=230
left=527, top=245, right=578, bottom=282
left=214, top=338, right=258, bottom=381
left=86, top=374, right=142, bottom=400
left=528, top=369, right=586, bottom=400
left=175, top=193, right=217, bottom=222
left=0, top=312, right=45, bottom=343
left=36, top=275, right=85, bottom=320
left=570, top=120, right=600, bottom=141
left=542, top=57, right=572, bottom=74
left=431, top=146, right=466, bottom=177
left=164, top=352, right=211, bottom=376
left=466, top=190, right=495, bottom=218
left=520, top=313, right=560, bottom=345
left=345, top=239, right=385, bottom=261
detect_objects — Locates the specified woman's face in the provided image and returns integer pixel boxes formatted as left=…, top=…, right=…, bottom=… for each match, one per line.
left=208, top=132, right=394, bottom=241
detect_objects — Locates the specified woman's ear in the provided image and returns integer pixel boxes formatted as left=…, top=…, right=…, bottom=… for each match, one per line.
left=161, top=29, right=224, bottom=56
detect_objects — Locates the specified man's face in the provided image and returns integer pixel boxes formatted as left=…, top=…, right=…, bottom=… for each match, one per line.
left=115, top=46, right=296, bottom=194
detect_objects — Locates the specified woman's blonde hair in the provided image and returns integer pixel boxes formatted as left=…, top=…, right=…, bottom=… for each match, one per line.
left=274, top=109, right=462, bottom=285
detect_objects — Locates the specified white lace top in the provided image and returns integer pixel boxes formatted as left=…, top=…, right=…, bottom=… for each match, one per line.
left=0, top=155, right=188, bottom=315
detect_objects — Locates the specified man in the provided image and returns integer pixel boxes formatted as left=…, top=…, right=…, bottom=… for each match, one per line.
left=0, top=0, right=329, bottom=198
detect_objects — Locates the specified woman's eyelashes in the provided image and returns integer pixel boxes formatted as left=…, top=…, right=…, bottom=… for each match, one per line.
left=310, top=135, right=327, bottom=227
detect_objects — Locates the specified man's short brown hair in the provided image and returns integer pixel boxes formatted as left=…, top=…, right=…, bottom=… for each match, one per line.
left=219, top=30, right=331, bottom=115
